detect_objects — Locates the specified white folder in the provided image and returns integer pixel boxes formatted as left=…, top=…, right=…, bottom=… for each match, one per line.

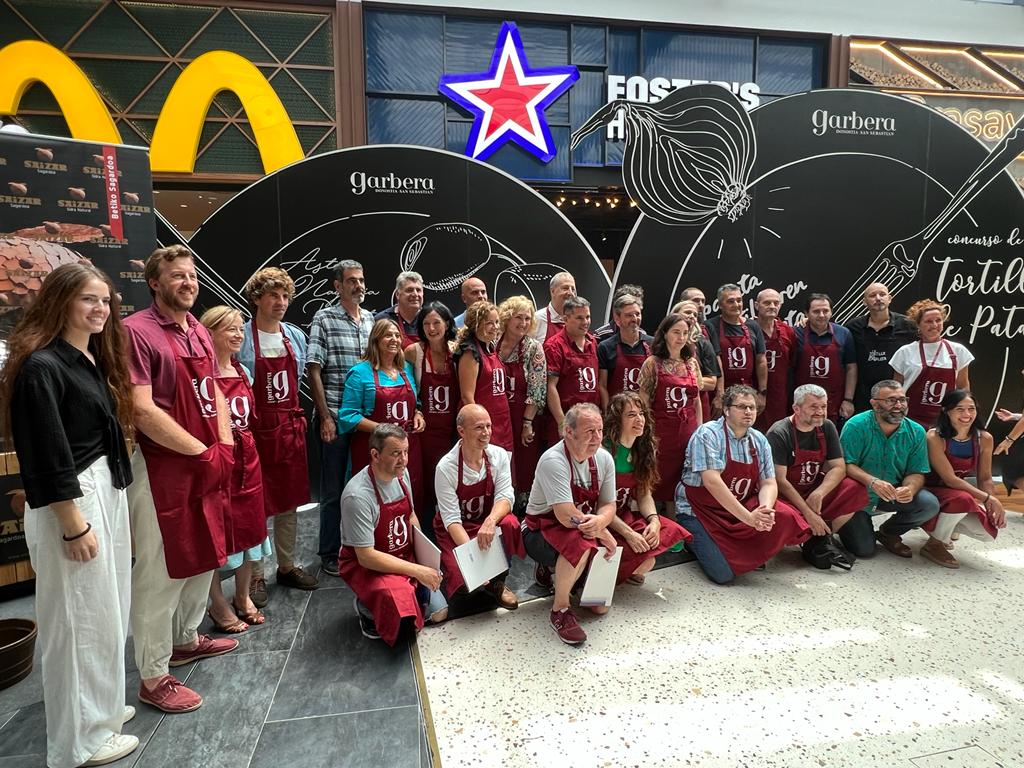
left=413, top=526, right=442, bottom=571
left=579, top=546, right=623, bottom=608
left=454, top=529, right=509, bottom=593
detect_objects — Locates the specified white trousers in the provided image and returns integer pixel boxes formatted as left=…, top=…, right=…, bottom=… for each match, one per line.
left=127, top=448, right=213, bottom=679
left=24, top=457, right=131, bottom=768
left=930, top=509, right=994, bottom=545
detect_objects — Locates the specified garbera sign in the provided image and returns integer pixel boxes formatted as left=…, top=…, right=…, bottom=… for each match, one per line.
left=605, top=75, right=761, bottom=139
left=350, top=172, right=435, bottom=196
left=811, top=109, right=896, bottom=137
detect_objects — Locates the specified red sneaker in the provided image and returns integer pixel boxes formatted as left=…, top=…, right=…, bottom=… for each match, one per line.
left=550, top=609, right=586, bottom=645
left=169, top=634, right=239, bottom=667
left=138, top=675, right=202, bottom=713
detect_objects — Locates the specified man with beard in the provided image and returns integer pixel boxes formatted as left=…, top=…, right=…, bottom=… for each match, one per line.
left=753, top=288, right=796, bottom=430
left=125, top=245, right=238, bottom=713
left=677, top=287, right=709, bottom=333
left=839, top=380, right=939, bottom=558
left=375, top=271, right=424, bottom=347
left=544, top=296, right=600, bottom=444
left=707, top=284, right=767, bottom=417
left=767, top=384, right=868, bottom=569
left=238, top=268, right=311, bottom=607
left=593, top=283, right=645, bottom=341
left=340, top=424, right=447, bottom=645
left=454, top=276, right=488, bottom=329
left=844, top=282, right=917, bottom=412
left=597, top=293, right=652, bottom=409
left=308, top=260, right=375, bottom=579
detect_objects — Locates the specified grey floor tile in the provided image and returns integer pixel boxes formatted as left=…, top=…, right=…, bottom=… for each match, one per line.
left=251, top=706, right=421, bottom=768
left=133, top=650, right=287, bottom=768
left=199, top=581, right=313, bottom=655
left=0, top=754, right=43, bottom=767
left=268, top=589, right=418, bottom=721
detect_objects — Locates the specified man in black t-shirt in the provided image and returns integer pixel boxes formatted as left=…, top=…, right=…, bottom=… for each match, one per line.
left=843, top=282, right=917, bottom=412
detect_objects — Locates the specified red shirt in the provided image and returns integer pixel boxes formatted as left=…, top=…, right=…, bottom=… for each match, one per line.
left=124, top=303, right=217, bottom=411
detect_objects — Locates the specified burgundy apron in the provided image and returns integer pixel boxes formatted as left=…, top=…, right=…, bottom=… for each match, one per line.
left=544, top=306, right=563, bottom=341
left=338, top=470, right=423, bottom=645
left=684, top=423, right=810, bottom=574
left=250, top=321, right=310, bottom=516
left=523, top=444, right=602, bottom=566
left=906, top=340, right=958, bottom=427
left=433, top=449, right=525, bottom=597
left=350, top=368, right=423, bottom=513
left=785, top=418, right=868, bottom=522
left=608, top=339, right=651, bottom=399
left=924, top=437, right=998, bottom=539
left=418, top=343, right=458, bottom=510
left=699, top=323, right=712, bottom=420
left=795, top=324, right=845, bottom=421
left=755, top=322, right=793, bottom=430
left=501, top=335, right=540, bottom=491
left=718, top=319, right=755, bottom=388
left=139, top=326, right=231, bottom=578
left=544, top=330, right=600, bottom=444
left=613, top=467, right=690, bottom=583
left=218, top=362, right=267, bottom=552
left=472, top=339, right=514, bottom=452
left=652, top=360, right=700, bottom=502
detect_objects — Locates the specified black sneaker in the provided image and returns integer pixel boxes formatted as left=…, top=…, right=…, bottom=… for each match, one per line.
left=321, top=556, right=340, bottom=578
left=353, top=597, right=380, bottom=640
left=534, top=563, right=552, bottom=589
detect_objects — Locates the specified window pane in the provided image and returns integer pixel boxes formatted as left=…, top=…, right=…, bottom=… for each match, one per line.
left=573, top=24, right=605, bottom=66
left=642, top=29, right=755, bottom=82
left=367, top=97, right=445, bottom=148
left=365, top=10, right=443, bottom=94
left=757, top=38, right=825, bottom=94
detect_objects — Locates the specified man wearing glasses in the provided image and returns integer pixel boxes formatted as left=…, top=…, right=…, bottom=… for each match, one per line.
left=675, top=384, right=811, bottom=584
left=839, top=380, right=939, bottom=558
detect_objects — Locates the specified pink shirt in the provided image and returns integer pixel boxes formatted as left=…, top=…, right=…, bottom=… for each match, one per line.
left=124, top=303, right=217, bottom=412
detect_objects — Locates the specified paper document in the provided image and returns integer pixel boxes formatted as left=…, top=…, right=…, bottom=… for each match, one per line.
left=579, top=546, right=623, bottom=608
left=454, top=529, right=508, bottom=593
left=413, top=526, right=442, bottom=571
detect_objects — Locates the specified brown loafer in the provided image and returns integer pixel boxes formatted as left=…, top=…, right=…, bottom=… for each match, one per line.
left=875, top=530, right=912, bottom=558
left=920, top=539, right=960, bottom=569
left=484, top=581, right=519, bottom=610
left=277, top=566, right=319, bottom=590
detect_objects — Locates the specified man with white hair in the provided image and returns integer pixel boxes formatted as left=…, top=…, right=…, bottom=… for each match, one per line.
left=766, top=384, right=868, bottom=569
left=532, top=271, right=576, bottom=342
left=374, top=270, right=424, bottom=347
left=523, top=403, right=617, bottom=645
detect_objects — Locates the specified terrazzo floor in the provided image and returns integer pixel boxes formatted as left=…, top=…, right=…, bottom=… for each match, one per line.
left=418, top=516, right=1024, bottom=768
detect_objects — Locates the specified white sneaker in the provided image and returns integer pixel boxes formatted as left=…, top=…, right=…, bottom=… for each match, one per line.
left=123, top=705, right=135, bottom=724
left=81, top=734, right=140, bottom=766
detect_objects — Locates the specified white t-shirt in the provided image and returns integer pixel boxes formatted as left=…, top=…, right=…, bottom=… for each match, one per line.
left=889, top=340, right=974, bottom=391
left=434, top=442, right=514, bottom=528
left=526, top=441, right=615, bottom=515
left=531, top=303, right=564, bottom=342
left=257, top=329, right=286, bottom=358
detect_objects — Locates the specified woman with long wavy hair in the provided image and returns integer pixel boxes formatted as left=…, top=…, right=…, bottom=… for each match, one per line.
left=603, top=392, right=690, bottom=585
left=455, top=301, right=514, bottom=452
left=0, top=263, right=138, bottom=767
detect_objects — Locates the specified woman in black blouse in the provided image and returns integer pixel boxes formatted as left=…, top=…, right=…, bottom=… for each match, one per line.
left=0, top=263, right=137, bottom=767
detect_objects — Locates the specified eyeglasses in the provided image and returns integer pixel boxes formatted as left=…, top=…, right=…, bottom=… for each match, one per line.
left=728, top=404, right=758, bottom=412
left=874, top=396, right=908, bottom=406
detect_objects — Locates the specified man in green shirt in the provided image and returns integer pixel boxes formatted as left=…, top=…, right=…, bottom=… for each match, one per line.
left=839, top=379, right=939, bottom=558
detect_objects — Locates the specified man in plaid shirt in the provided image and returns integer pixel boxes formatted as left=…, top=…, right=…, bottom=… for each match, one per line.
left=307, top=260, right=376, bottom=576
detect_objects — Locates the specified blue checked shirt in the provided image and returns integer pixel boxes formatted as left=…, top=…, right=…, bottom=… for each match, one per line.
left=306, top=304, right=375, bottom=412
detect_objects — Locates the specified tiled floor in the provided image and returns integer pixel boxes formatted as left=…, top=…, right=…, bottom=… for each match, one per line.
left=418, top=516, right=1024, bottom=768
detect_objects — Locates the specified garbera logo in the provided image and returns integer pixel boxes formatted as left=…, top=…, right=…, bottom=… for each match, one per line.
left=350, top=171, right=435, bottom=196
left=811, top=109, right=895, bottom=137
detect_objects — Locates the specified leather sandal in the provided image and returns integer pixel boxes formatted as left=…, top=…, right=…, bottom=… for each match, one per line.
left=232, top=599, right=266, bottom=625
left=207, top=609, right=248, bottom=634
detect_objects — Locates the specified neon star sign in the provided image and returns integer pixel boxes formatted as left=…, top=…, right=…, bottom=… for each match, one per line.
left=438, top=21, right=579, bottom=164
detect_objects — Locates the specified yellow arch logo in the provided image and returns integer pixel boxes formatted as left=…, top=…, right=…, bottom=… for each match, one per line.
left=0, top=41, right=304, bottom=174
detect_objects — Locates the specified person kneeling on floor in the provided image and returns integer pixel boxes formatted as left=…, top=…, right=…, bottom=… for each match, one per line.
left=675, top=384, right=812, bottom=584
left=839, top=380, right=940, bottom=559
left=434, top=404, right=525, bottom=610
left=339, top=424, right=447, bottom=644
left=767, top=384, right=868, bottom=570
left=523, top=403, right=618, bottom=645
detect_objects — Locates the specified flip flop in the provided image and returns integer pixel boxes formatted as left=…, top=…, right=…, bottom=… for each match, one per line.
left=207, top=610, right=248, bottom=634
left=232, top=599, right=266, bottom=626
left=626, top=574, right=646, bottom=585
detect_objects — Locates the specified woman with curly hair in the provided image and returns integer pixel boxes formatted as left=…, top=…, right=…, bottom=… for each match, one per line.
left=0, top=263, right=138, bottom=766
left=603, top=392, right=690, bottom=585
left=890, top=299, right=973, bottom=427
left=497, top=296, right=546, bottom=492
left=638, top=313, right=704, bottom=503
left=455, top=301, right=514, bottom=452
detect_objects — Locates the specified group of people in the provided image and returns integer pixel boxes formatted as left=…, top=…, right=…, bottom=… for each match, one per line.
left=3, top=248, right=1023, bottom=766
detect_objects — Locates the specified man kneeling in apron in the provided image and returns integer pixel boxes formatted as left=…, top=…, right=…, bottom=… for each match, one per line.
left=522, top=403, right=618, bottom=646
left=766, top=384, right=869, bottom=570
left=339, top=424, right=447, bottom=644
left=434, top=405, right=525, bottom=610
left=675, top=384, right=812, bottom=584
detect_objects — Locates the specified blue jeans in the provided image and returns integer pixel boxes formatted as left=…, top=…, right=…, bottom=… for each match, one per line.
left=837, top=490, right=940, bottom=558
left=316, top=415, right=351, bottom=562
left=675, top=512, right=734, bottom=585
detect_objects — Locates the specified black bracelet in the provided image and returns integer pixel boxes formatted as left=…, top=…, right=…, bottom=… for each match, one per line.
left=523, top=418, right=533, bottom=424
left=644, top=514, right=657, bottom=522
left=62, top=522, right=92, bottom=542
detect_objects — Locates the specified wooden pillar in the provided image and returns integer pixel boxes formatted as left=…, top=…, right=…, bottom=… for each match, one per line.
left=335, top=0, right=367, bottom=148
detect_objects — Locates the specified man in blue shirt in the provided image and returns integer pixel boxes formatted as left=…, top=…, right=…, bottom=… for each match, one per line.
left=839, top=379, right=939, bottom=558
